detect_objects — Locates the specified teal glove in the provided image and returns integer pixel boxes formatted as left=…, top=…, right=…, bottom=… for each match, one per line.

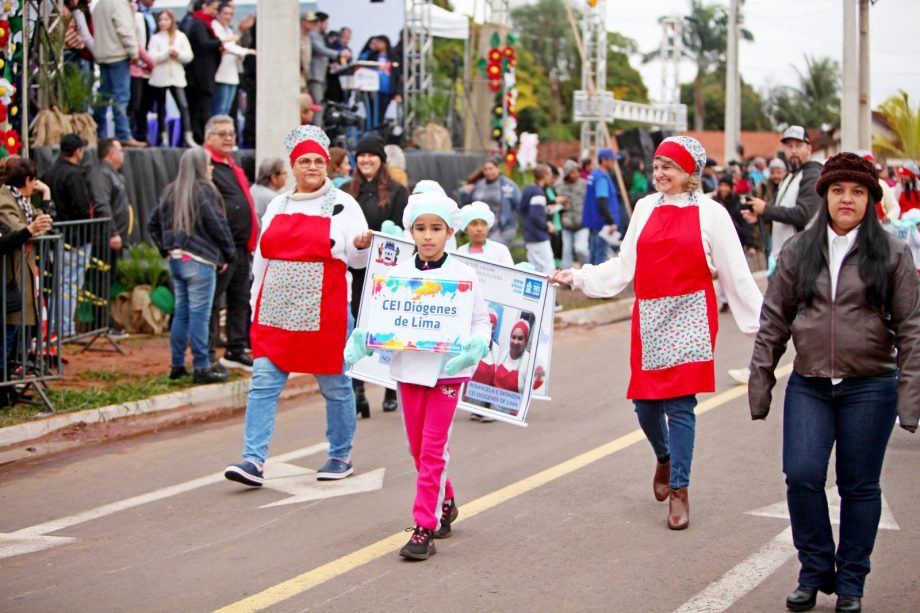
left=766, top=254, right=777, bottom=277
left=381, top=220, right=404, bottom=237
left=344, top=328, right=373, bottom=365
left=515, top=261, right=536, bottom=272
left=444, top=335, right=489, bottom=375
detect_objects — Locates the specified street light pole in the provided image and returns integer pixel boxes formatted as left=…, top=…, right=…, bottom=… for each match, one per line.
left=858, top=0, right=871, bottom=150
left=841, top=0, right=859, bottom=151
left=724, top=0, right=741, bottom=163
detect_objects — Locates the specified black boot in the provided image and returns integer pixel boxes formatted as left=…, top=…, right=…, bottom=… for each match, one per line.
left=786, top=585, right=819, bottom=612
left=169, top=366, right=189, bottom=380
left=354, top=380, right=370, bottom=418
left=382, top=387, right=398, bottom=412
left=194, top=367, right=228, bottom=384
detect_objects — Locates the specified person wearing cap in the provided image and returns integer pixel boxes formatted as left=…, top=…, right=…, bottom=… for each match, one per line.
left=582, top=147, right=623, bottom=265
left=299, top=91, right=322, bottom=126
left=748, top=152, right=920, bottom=613
left=342, top=134, right=409, bottom=415
left=43, top=133, right=95, bottom=339
left=224, top=124, right=372, bottom=487
left=701, top=158, right=720, bottom=194
left=456, top=201, right=514, bottom=266
left=551, top=136, right=763, bottom=531
left=730, top=126, right=823, bottom=385
left=459, top=158, right=521, bottom=246
left=556, top=159, right=589, bottom=269
left=896, top=161, right=920, bottom=216
left=856, top=151, right=900, bottom=223
left=343, top=190, right=490, bottom=560
left=307, top=12, right=349, bottom=127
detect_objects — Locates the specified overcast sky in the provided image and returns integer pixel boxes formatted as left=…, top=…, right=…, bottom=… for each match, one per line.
left=449, top=0, right=920, bottom=110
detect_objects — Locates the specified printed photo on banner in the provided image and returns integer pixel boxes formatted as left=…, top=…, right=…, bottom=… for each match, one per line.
left=350, top=232, right=553, bottom=425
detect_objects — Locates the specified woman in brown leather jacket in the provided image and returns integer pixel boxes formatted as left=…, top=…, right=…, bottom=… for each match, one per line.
left=748, top=153, right=920, bottom=613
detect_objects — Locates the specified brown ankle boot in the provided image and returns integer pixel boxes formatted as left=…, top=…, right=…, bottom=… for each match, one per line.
left=653, top=460, right=670, bottom=501
left=667, top=487, right=689, bottom=530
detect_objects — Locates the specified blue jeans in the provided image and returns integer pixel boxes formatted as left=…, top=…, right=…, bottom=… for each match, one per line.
left=54, top=243, right=91, bottom=338
left=588, top=229, right=610, bottom=265
left=633, top=395, right=697, bottom=489
left=212, top=83, right=238, bottom=117
left=169, top=258, right=217, bottom=370
left=94, top=59, right=132, bottom=140
left=242, top=311, right=356, bottom=463
left=562, top=228, right=589, bottom=269
left=783, top=371, right=898, bottom=597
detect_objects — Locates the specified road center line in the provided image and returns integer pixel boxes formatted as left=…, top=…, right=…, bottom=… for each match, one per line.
left=215, top=364, right=793, bottom=613
left=11, top=443, right=329, bottom=538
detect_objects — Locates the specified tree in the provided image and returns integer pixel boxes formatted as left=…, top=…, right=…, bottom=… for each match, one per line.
left=873, top=91, right=920, bottom=160
left=646, top=1, right=753, bottom=131
left=767, top=55, right=840, bottom=130
left=679, top=70, right=770, bottom=131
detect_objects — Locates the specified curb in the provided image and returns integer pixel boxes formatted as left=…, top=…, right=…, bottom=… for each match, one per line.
left=0, top=373, right=318, bottom=450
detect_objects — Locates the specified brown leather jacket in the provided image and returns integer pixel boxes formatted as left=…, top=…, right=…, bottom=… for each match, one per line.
left=749, top=229, right=920, bottom=427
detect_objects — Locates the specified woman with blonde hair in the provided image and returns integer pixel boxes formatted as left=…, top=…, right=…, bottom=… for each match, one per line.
left=148, top=148, right=236, bottom=383
left=147, top=8, right=196, bottom=147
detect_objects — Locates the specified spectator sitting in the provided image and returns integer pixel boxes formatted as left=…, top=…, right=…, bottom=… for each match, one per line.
left=250, top=158, right=288, bottom=222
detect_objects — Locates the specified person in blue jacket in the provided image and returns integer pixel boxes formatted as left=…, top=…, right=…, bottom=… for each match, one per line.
left=521, top=163, right=555, bottom=273
left=583, top=148, right=622, bottom=265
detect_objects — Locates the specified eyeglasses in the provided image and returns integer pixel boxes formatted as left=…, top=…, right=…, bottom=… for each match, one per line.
left=213, top=130, right=236, bottom=139
left=296, top=157, right=327, bottom=168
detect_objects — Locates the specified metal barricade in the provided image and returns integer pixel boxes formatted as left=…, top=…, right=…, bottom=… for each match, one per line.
left=52, top=218, right=123, bottom=353
left=1, top=232, right=64, bottom=415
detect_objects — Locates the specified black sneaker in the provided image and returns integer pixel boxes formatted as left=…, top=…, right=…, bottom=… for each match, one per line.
left=108, top=327, right=130, bottom=340
left=220, top=351, right=253, bottom=371
left=194, top=367, right=228, bottom=384
left=169, top=366, right=189, bottom=380
left=224, top=460, right=264, bottom=487
left=434, top=498, right=459, bottom=539
left=399, top=525, right=436, bottom=560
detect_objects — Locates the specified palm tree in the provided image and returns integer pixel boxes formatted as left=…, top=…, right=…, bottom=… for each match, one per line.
left=645, top=1, right=753, bottom=131
left=874, top=91, right=920, bottom=160
left=768, top=55, right=840, bottom=130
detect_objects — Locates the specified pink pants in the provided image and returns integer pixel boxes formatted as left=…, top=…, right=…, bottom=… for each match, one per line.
left=397, top=380, right=462, bottom=531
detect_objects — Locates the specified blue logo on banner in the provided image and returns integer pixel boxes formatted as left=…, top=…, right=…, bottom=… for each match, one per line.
left=523, top=278, right=543, bottom=300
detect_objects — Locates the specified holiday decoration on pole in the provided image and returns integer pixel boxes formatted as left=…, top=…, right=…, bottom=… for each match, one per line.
left=478, top=30, right=519, bottom=172
left=0, top=0, right=21, bottom=157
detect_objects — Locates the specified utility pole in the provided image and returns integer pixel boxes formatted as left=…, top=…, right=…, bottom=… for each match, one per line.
left=841, top=0, right=859, bottom=151
left=858, top=0, right=871, bottom=150
left=256, top=0, right=300, bottom=172
left=724, top=0, right=741, bottom=163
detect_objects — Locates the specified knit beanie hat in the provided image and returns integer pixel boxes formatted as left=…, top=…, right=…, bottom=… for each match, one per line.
left=815, top=152, right=882, bottom=201
left=768, top=158, right=787, bottom=171
left=283, top=124, right=330, bottom=166
left=654, top=136, right=707, bottom=178
left=355, top=135, right=387, bottom=163
left=460, top=201, right=495, bottom=230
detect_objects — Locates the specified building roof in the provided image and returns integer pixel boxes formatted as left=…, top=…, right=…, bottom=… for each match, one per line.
left=680, top=130, right=784, bottom=164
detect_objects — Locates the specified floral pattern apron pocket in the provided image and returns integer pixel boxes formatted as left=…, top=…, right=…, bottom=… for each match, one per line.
left=638, top=289, right=713, bottom=371
left=257, top=260, right=324, bottom=331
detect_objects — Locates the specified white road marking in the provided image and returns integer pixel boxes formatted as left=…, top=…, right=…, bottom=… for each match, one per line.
left=258, top=464, right=386, bottom=508
left=674, top=488, right=900, bottom=612
left=0, top=442, right=329, bottom=560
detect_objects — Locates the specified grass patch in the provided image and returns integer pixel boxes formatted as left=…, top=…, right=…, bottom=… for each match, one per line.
left=0, top=371, right=244, bottom=428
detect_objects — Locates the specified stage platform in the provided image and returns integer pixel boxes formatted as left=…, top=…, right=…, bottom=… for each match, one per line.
left=32, top=146, right=484, bottom=245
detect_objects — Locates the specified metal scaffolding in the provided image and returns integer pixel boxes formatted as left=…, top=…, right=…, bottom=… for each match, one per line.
left=659, top=16, right=683, bottom=107
left=482, top=0, right=511, bottom=26
left=403, top=0, right=433, bottom=134
left=579, top=0, right=607, bottom=156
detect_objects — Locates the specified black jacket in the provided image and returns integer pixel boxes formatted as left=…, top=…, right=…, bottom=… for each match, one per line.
left=0, top=221, right=31, bottom=257
left=760, top=160, right=823, bottom=230
left=89, top=161, right=131, bottom=241
left=184, top=18, right=222, bottom=94
left=147, top=183, right=236, bottom=267
left=342, top=176, right=408, bottom=232
left=43, top=157, right=94, bottom=221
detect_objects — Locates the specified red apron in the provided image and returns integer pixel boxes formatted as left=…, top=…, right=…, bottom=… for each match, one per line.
left=250, top=191, right=347, bottom=374
left=472, top=359, right=495, bottom=385
left=628, top=200, right=718, bottom=400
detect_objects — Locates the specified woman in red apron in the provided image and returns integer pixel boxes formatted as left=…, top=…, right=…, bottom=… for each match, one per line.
left=551, top=137, right=763, bottom=530
left=224, top=125, right=372, bottom=487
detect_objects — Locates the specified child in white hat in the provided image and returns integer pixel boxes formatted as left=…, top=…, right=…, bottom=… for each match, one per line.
left=456, top=201, right=514, bottom=266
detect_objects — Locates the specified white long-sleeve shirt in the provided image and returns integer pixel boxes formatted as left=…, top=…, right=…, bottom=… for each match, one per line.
left=251, top=182, right=369, bottom=314
left=388, top=255, right=492, bottom=386
left=147, top=31, right=194, bottom=88
left=213, top=21, right=250, bottom=85
left=571, top=192, right=763, bottom=336
left=456, top=239, right=514, bottom=266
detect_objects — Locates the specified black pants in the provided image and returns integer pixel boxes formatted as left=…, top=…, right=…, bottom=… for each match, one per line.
left=129, top=77, right=156, bottom=142
left=186, top=86, right=213, bottom=145
left=151, top=86, right=193, bottom=145
left=208, top=249, right=251, bottom=362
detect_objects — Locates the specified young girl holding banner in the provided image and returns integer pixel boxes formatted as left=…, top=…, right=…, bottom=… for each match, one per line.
left=345, top=191, right=491, bottom=560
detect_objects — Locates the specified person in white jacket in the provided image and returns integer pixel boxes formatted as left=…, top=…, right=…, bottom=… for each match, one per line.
left=211, top=2, right=255, bottom=117
left=344, top=190, right=491, bottom=560
left=455, top=201, right=515, bottom=266
left=147, top=10, right=196, bottom=147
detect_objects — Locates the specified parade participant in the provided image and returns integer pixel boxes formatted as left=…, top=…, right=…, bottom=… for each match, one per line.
left=344, top=190, right=490, bottom=560
left=748, top=153, right=920, bottom=613
left=405, top=180, right=460, bottom=251
left=897, top=162, right=920, bottom=216
left=456, top=201, right=514, bottom=266
left=492, top=319, right=545, bottom=393
left=856, top=151, right=899, bottom=223
left=343, top=134, right=409, bottom=415
left=459, top=158, right=521, bottom=245
left=551, top=136, right=762, bottom=530
left=224, top=125, right=371, bottom=486
left=148, top=148, right=236, bottom=384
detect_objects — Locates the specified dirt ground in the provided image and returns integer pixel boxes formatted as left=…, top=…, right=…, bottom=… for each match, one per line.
left=56, top=334, right=178, bottom=390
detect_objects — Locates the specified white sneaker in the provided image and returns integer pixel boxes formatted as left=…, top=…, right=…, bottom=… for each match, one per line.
left=727, top=367, right=751, bottom=385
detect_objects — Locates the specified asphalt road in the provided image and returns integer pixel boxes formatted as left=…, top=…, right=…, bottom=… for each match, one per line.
left=2, top=312, right=918, bottom=612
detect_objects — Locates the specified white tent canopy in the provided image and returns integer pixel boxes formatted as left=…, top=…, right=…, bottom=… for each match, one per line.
left=413, top=3, right=470, bottom=40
